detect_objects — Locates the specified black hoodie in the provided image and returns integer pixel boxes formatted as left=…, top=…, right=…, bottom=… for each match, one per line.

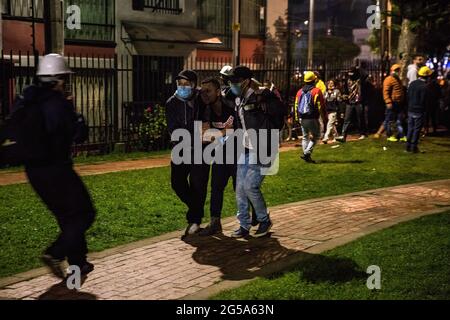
left=22, top=85, right=78, bottom=167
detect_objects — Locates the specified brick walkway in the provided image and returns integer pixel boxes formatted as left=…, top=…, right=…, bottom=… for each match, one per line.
left=0, top=180, right=449, bottom=300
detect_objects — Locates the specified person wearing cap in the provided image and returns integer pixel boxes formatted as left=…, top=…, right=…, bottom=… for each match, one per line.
left=165, top=70, right=211, bottom=237
left=228, top=65, right=281, bottom=238
left=383, top=64, right=407, bottom=142
left=406, top=66, right=433, bottom=153
left=294, top=71, right=327, bottom=163
left=23, top=54, right=96, bottom=279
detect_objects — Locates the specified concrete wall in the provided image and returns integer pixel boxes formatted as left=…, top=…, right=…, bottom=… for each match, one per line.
left=265, top=0, right=288, bottom=59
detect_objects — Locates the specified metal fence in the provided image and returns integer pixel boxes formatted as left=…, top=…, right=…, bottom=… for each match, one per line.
left=0, top=50, right=386, bottom=154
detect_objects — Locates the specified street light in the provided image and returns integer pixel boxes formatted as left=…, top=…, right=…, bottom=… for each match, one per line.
left=307, top=0, right=315, bottom=70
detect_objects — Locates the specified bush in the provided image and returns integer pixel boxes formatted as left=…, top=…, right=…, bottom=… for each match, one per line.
left=137, top=104, right=168, bottom=151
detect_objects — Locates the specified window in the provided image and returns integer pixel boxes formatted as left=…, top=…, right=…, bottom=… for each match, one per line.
left=65, top=0, right=115, bottom=43
left=2, top=0, right=44, bottom=20
left=240, top=0, right=266, bottom=37
left=144, top=0, right=183, bottom=15
left=197, top=0, right=232, bottom=49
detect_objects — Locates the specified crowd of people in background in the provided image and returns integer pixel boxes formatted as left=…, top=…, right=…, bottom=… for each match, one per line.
left=285, top=55, right=450, bottom=156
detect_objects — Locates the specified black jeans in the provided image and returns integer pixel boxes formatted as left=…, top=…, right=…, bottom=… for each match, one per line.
left=210, top=163, right=237, bottom=218
left=341, top=104, right=366, bottom=137
left=25, top=164, right=96, bottom=267
left=171, top=161, right=210, bottom=225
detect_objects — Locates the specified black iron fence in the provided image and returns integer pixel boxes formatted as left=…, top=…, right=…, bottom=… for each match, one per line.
left=0, top=50, right=387, bottom=154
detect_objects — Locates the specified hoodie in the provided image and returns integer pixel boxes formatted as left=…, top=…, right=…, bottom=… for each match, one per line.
left=21, top=85, right=78, bottom=167
left=165, top=89, right=206, bottom=147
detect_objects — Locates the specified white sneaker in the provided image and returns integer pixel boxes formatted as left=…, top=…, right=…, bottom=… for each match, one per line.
left=358, top=135, right=367, bottom=140
left=186, top=223, right=200, bottom=235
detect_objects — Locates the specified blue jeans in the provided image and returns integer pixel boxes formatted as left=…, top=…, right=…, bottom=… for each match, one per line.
left=385, top=105, right=405, bottom=138
left=301, top=118, right=321, bottom=156
left=407, top=112, right=425, bottom=150
left=236, top=152, right=269, bottom=230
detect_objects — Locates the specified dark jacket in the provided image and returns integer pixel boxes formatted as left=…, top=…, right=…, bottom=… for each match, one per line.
left=324, top=89, right=342, bottom=112
left=165, top=90, right=205, bottom=147
left=235, top=88, right=282, bottom=166
left=408, top=79, right=429, bottom=114
left=23, top=85, right=78, bottom=167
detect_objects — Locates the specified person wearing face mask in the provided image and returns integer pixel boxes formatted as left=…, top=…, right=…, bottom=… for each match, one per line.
left=11, top=54, right=96, bottom=280
left=383, top=64, right=406, bottom=142
left=165, top=70, right=210, bottom=237
left=227, top=66, right=283, bottom=239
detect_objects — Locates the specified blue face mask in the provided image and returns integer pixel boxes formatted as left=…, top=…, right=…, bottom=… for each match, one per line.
left=230, top=83, right=243, bottom=97
left=176, top=86, right=193, bottom=100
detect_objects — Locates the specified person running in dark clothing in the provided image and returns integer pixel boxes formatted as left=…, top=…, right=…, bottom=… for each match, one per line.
left=24, top=54, right=96, bottom=279
left=166, top=70, right=210, bottom=237
left=406, top=66, right=433, bottom=153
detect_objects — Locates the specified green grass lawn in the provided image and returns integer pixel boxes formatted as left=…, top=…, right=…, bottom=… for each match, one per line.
left=0, top=136, right=449, bottom=278
left=213, top=212, right=450, bottom=300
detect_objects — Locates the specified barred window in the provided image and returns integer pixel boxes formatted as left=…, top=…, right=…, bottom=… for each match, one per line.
left=144, top=0, right=183, bottom=15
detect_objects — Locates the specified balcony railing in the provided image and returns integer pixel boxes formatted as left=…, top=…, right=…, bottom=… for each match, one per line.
left=144, top=0, right=183, bottom=15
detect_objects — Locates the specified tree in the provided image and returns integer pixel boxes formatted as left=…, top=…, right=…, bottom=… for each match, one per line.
left=300, top=36, right=361, bottom=65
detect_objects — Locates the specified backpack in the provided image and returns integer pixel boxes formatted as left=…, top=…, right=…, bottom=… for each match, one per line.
left=297, top=89, right=315, bottom=117
left=0, top=96, right=49, bottom=167
left=257, top=89, right=287, bottom=130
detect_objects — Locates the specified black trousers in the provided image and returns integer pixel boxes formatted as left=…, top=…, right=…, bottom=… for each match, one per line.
left=342, top=103, right=366, bottom=137
left=25, top=164, right=96, bottom=267
left=171, top=161, right=210, bottom=225
left=210, top=163, right=237, bottom=218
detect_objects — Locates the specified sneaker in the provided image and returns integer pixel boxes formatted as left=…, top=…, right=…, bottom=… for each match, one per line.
left=67, top=261, right=95, bottom=277
left=199, top=218, right=222, bottom=237
left=322, top=140, right=328, bottom=145
left=41, top=254, right=66, bottom=279
left=358, top=135, right=367, bottom=140
left=373, top=133, right=381, bottom=139
left=387, top=136, right=399, bottom=142
left=336, top=136, right=346, bottom=143
left=399, top=137, right=407, bottom=143
left=254, top=220, right=273, bottom=238
left=301, top=154, right=316, bottom=164
left=412, top=148, right=421, bottom=154
left=231, top=227, right=250, bottom=239
left=185, top=223, right=201, bottom=236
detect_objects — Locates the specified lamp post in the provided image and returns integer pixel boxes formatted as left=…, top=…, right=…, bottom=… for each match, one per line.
left=307, top=0, right=315, bottom=70
left=232, top=0, right=241, bottom=66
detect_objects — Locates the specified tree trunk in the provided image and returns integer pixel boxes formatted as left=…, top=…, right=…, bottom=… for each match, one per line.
left=397, top=18, right=418, bottom=86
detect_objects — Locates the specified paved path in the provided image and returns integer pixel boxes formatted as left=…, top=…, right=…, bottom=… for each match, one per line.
left=0, top=180, right=449, bottom=300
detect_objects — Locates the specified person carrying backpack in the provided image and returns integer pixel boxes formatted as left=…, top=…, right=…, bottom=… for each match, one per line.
left=227, top=66, right=283, bottom=239
left=295, top=71, right=327, bottom=163
left=1, top=54, right=96, bottom=280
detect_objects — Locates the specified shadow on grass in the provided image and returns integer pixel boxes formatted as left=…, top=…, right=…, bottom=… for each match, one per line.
left=183, top=234, right=366, bottom=284
left=38, top=277, right=97, bottom=300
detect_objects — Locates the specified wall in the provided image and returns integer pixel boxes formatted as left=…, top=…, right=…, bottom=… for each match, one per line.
left=115, top=0, right=199, bottom=58
left=2, top=20, right=45, bottom=53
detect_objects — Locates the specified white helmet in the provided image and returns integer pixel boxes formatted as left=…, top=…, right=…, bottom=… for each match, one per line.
left=37, top=54, right=73, bottom=77
left=220, top=65, right=233, bottom=77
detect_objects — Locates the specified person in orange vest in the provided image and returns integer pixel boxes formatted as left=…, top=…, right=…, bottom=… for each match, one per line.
left=383, top=64, right=407, bottom=142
